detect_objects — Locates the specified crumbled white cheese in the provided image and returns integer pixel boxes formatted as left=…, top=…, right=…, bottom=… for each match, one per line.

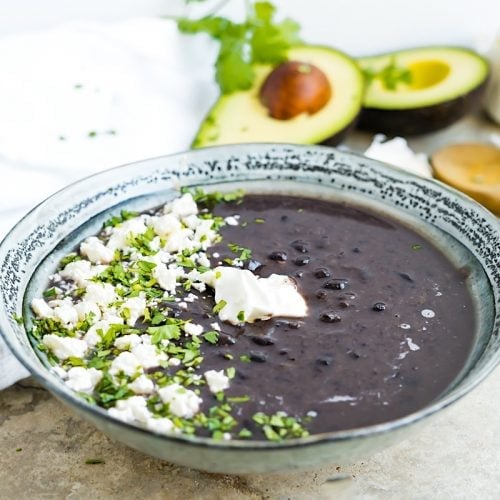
left=74, top=300, right=102, bottom=322
left=65, top=367, right=102, bottom=393
left=31, top=298, right=54, bottom=319
left=52, top=300, right=79, bottom=327
left=42, top=334, right=88, bottom=360
left=153, top=264, right=180, bottom=293
left=107, top=217, right=147, bottom=251
left=111, top=396, right=151, bottom=423
left=59, top=260, right=94, bottom=287
left=51, top=365, right=68, bottom=380
left=151, top=213, right=182, bottom=237
left=158, top=383, right=202, bottom=418
left=131, top=343, right=166, bottom=369
left=120, top=295, right=146, bottom=327
left=164, top=228, right=195, bottom=253
left=203, top=266, right=307, bottom=325
left=210, top=322, right=221, bottom=332
left=204, top=369, right=230, bottom=394
left=114, top=334, right=142, bottom=351
left=364, top=134, right=432, bottom=178
left=110, top=351, right=142, bottom=376
left=80, top=236, right=115, bottom=264
left=84, top=282, right=117, bottom=308
left=146, top=417, right=174, bottom=434
left=183, top=322, right=203, bottom=337
left=168, top=193, right=198, bottom=218
left=129, top=375, right=155, bottom=395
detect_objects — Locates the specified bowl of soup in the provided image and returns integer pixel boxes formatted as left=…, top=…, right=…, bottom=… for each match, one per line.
left=0, top=144, right=498, bottom=473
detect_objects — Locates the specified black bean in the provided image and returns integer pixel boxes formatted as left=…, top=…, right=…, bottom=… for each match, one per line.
left=275, top=319, right=301, bottom=329
left=352, top=247, right=361, bottom=253
left=398, top=272, right=414, bottom=282
left=316, top=355, right=333, bottom=366
left=316, top=290, right=328, bottom=299
left=268, top=251, right=287, bottom=262
left=250, top=335, right=275, bottom=346
left=279, top=349, right=288, bottom=356
left=320, top=312, right=342, bottom=323
left=339, top=301, right=350, bottom=308
left=348, top=350, right=360, bottom=360
left=373, top=302, right=386, bottom=312
left=218, top=332, right=236, bottom=345
left=247, top=259, right=264, bottom=272
left=280, top=215, right=288, bottom=222
left=294, top=256, right=310, bottom=266
left=290, top=240, right=309, bottom=253
left=324, top=278, right=349, bottom=290
left=339, top=292, right=357, bottom=300
left=249, top=351, right=268, bottom=363
left=295, top=271, right=304, bottom=278
left=314, top=267, right=331, bottom=279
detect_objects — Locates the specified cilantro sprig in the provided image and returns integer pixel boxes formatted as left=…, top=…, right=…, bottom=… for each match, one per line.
left=177, top=1, right=301, bottom=94
left=363, top=57, right=413, bottom=91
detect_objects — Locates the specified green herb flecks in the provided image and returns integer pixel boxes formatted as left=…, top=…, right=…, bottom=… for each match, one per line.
left=103, top=209, right=139, bottom=229
left=363, top=57, right=413, bottom=91
left=228, top=243, right=252, bottom=261
left=252, top=411, right=310, bottom=441
left=85, top=458, right=105, bottom=465
left=213, top=299, right=227, bottom=314
left=181, top=187, right=244, bottom=209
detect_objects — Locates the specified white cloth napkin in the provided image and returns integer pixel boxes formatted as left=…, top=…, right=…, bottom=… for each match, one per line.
left=0, top=17, right=219, bottom=389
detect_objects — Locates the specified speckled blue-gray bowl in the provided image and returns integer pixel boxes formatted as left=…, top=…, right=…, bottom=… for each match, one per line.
left=0, top=144, right=499, bottom=474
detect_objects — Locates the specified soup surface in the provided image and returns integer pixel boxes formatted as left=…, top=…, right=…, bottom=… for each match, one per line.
left=29, top=191, right=475, bottom=440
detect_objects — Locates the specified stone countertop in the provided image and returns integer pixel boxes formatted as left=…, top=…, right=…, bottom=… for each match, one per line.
left=1, top=367, right=499, bottom=499
left=1, top=114, right=500, bottom=498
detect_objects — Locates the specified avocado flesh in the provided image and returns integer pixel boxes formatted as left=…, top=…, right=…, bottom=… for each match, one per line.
left=357, top=47, right=489, bottom=135
left=193, top=46, right=364, bottom=148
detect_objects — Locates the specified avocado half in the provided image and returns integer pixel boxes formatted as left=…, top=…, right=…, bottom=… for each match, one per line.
left=357, top=47, right=490, bottom=136
left=192, top=45, right=364, bottom=148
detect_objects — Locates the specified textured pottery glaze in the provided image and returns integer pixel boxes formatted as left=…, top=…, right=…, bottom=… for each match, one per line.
left=0, top=144, right=498, bottom=473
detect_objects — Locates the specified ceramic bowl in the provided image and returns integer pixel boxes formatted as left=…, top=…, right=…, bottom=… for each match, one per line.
left=0, top=144, right=499, bottom=474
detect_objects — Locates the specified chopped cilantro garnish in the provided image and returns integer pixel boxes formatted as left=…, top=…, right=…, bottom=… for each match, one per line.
left=213, top=300, right=227, bottom=314
left=181, top=187, right=244, bottom=209
left=59, top=253, right=81, bottom=268
left=85, top=458, right=105, bottom=465
left=103, top=209, right=139, bottom=228
left=203, top=330, right=219, bottom=344
left=147, top=323, right=182, bottom=344
left=43, top=287, right=58, bottom=299
left=412, top=243, right=423, bottom=251
left=228, top=243, right=252, bottom=261
left=363, top=57, right=413, bottom=90
left=240, top=354, right=251, bottom=363
left=252, top=411, right=309, bottom=441
left=226, top=367, right=236, bottom=379
left=254, top=218, right=265, bottom=224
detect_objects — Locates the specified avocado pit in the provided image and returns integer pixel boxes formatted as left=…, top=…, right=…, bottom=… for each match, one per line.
left=259, top=61, right=332, bottom=120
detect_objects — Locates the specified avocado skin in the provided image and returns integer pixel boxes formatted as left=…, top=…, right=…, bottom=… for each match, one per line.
left=358, top=78, right=489, bottom=136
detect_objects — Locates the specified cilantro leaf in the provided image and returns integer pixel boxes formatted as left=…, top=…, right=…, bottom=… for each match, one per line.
left=147, top=324, right=182, bottom=344
left=176, top=1, right=302, bottom=94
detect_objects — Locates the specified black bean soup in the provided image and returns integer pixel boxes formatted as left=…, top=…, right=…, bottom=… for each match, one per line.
left=195, top=195, right=474, bottom=433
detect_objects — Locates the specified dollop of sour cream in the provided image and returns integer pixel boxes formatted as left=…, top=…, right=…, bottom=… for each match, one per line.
left=202, top=266, right=308, bottom=325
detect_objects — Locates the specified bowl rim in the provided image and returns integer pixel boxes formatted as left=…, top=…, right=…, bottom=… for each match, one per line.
left=1, top=142, right=499, bottom=450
